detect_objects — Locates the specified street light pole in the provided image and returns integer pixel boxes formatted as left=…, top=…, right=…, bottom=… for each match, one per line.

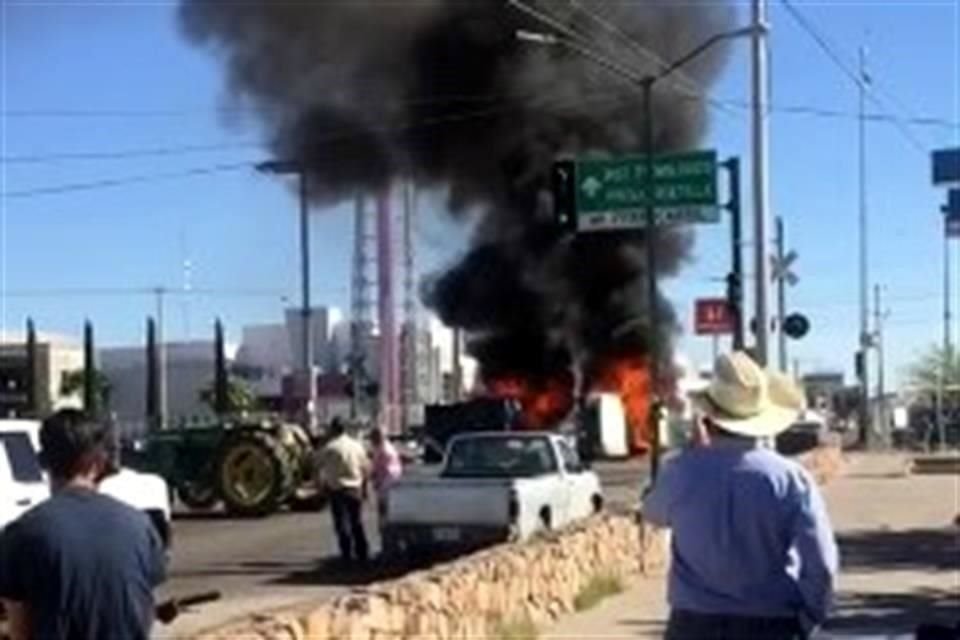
left=298, top=171, right=316, bottom=433
left=517, top=23, right=763, bottom=483
left=154, top=287, right=167, bottom=430
left=641, top=76, right=661, bottom=482
left=938, top=201, right=953, bottom=450
left=257, top=160, right=317, bottom=434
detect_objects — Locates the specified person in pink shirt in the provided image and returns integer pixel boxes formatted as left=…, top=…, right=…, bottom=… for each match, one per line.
left=369, top=428, right=402, bottom=532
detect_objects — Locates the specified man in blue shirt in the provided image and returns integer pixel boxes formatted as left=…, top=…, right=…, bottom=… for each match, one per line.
left=644, top=351, right=838, bottom=640
left=0, top=410, right=167, bottom=640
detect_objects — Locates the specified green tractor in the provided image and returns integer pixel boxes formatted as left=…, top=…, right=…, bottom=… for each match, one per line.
left=122, top=318, right=319, bottom=517
left=124, top=418, right=316, bottom=517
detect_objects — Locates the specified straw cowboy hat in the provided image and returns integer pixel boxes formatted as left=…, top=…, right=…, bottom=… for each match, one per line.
left=692, top=351, right=806, bottom=438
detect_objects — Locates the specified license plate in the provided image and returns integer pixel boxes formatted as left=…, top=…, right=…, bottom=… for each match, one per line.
left=433, top=527, right=460, bottom=542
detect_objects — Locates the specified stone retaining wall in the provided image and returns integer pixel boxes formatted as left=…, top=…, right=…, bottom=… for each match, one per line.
left=195, top=514, right=664, bottom=640
left=194, top=444, right=843, bottom=640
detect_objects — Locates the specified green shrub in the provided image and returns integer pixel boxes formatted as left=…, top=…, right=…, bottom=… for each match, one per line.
left=573, top=574, right=625, bottom=612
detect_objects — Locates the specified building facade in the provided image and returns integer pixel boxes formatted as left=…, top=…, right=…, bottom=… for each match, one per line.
left=0, top=333, right=83, bottom=418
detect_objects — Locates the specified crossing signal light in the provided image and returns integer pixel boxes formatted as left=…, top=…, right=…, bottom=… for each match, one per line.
left=855, top=350, right=865, bottom=379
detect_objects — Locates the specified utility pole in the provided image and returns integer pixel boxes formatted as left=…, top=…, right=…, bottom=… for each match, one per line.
left=873, top=284, right=888, bottom=446
left=641, top=76, right=662, bottom=482
left=775, top=216, right=788, bottom=371
left=857, top=46, right=872, bottom=448
left=750, top=0, right=772, bottom=365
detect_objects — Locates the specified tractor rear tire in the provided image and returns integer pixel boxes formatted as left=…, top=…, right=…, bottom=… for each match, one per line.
left=215, top=430, right=296, bottom=518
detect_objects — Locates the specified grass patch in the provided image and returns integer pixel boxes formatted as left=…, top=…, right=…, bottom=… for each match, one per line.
left=491, top=616, right=539, bottom=640
left=573, top=574, right=625, bottom=612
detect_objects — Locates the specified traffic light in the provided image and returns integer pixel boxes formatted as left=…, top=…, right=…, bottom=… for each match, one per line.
left=854, top=350, right=865, bottom=380
left=551, top=160, right=577, bottom=232
left=725, top=272, right=742, bottom=315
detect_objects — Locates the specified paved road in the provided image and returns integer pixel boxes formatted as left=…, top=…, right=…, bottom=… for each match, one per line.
left=155, top=459, right=649, bottom=637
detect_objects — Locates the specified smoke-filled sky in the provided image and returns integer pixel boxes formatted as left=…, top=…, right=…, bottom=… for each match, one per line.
left=1, top=1, right=957, bottom=385
left=177, top=0, right=736, bottom=383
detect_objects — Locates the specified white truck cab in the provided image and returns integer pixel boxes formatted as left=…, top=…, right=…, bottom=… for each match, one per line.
left=0, top=419, right=171, bottom=547
left=0, top=420, right=49, bottom=529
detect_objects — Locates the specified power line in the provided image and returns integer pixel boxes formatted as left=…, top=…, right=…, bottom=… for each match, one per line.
left=508, top=0, right=738, bottom=120
left=0, top=88, right=643, bottom=199
left=1, top=162, right=254, bottom=199
left=1, top=141, right=262, bottom=164
left=0, top=94, right=546, bottom=119
left=3, top=97, right=956, bottom=167
left=564, top=0, right=734, bottom=116
left=779, top=0, right=929, bottom=152
left=3, top=286, right=288, bottom=299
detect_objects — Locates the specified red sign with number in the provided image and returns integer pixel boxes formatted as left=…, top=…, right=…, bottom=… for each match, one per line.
left=694, top=298, right=734, bottom=335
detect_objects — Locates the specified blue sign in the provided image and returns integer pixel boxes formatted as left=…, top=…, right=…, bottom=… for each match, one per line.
left=946, top=190, right=960, bottom=238
left=946, top=188, right=960, bottom=214
left=932, top=148, right=960, bottom=186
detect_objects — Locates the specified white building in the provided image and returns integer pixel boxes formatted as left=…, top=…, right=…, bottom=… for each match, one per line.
left=100, top=340, right=238, bottom=430
left=0, top=332, right=83, bottom=417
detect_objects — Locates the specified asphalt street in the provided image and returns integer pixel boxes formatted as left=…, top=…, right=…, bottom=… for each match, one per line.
left=154, top=459, right=649, bottom=637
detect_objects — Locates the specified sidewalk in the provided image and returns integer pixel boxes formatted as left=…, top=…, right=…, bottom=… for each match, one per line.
left=543, top=453, right=960, bottom=639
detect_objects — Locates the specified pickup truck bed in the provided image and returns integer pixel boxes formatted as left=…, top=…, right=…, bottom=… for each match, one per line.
left=382, top=432, right=602, bottom=558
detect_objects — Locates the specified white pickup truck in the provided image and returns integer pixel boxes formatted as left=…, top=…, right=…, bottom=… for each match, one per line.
left=0, top=419, right=171, bottom=548
left=381, top=432, right=603, bottom=558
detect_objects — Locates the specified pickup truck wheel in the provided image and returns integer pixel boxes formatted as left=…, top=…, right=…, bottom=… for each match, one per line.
left=539, top=507, right=553, bottom=531
left=591, top=494, right=604, bottom=514
left=381, top=529, right=403, bottom=562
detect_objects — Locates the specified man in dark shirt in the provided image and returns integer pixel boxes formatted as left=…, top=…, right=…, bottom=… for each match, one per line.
left=0, top=409, right=167, bottom=640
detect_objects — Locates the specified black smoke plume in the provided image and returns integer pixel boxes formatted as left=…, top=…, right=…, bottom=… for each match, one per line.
left=180, top=0, right=733, bottom=392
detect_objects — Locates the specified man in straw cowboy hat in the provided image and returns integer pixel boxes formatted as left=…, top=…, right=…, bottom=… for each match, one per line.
left=643, top=351, right=838, bottom=640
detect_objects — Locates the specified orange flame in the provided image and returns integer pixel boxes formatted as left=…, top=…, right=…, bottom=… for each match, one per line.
left=487, top=375, right=574, bottom=429
left=594, top=356, right=652, bottom=452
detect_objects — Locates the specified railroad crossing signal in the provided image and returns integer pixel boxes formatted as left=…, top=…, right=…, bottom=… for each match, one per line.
left=783, top=313, right=811, bottom=340
left=771, top=250, right=799, bottom=286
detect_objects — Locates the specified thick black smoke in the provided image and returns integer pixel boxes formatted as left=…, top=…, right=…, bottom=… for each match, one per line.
left=180, top=0, right=732, bottom=387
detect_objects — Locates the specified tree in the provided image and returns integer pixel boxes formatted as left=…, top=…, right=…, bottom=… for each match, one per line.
left=61, top=369, right=112, bottom=415
left=906, top=345, right=960, bottom=393
left=198, top=378, right=261, bottom=415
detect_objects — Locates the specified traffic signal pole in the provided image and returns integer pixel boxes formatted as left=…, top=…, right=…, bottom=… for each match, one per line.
left=723, top=158, right=745, bottom=351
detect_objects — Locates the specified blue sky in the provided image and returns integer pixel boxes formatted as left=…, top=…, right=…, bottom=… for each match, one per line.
left=1, top=0, right=958, bottom=387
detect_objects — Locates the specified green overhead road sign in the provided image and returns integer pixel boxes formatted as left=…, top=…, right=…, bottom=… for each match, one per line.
left=574, top=150, right=719, bottom=231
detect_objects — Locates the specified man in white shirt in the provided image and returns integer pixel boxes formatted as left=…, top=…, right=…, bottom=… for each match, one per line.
left=317, top=418, right=370, bottom=565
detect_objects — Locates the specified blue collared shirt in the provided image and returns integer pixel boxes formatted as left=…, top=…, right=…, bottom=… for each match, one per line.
left=643, top=439, right=839, bottom=627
